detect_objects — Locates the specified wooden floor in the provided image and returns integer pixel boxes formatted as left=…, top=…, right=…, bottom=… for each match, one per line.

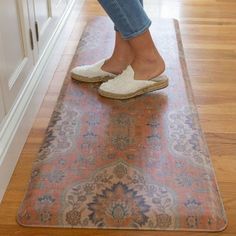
left=0, top=0, right=235, bottom=235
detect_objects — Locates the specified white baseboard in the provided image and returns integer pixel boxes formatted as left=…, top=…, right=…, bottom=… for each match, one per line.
left=0, top=0, right=85, bottom=202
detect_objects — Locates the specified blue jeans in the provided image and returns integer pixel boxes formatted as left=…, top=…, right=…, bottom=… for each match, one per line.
left=98, top=0, right=151, bottom=40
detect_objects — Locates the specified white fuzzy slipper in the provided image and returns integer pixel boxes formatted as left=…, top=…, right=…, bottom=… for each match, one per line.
left=71, top=59, right=116, bottom=82
left=98, top=65, right=169, bottom=99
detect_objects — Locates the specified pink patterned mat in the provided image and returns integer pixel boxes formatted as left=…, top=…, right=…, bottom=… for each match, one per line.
left=17, top=17, right=227, bottom=231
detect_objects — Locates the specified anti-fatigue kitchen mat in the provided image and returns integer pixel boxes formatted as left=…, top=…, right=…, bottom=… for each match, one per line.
left=17, top=17, right=227, bottom=231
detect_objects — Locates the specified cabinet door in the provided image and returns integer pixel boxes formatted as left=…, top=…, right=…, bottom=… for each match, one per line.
left=28, top=0, right=71, bottom=58
left=29, top=0, right=56, bottom=56
left=0, top=0, right=34, bottom=112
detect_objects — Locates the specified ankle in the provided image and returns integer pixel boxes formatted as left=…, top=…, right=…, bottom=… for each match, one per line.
left=102, top=59, right=123, bottom=74
left=134, top=54, right=165, bottom=70
left=112, top=46, right=135, bottom=64
left=101, top=50, right=135, bottom=74
left=131, top=54, right=166, bottom=80
left=102, top=56, right=129, bottom=74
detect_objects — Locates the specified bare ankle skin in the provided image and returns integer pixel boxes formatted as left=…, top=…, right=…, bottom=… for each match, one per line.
left=101, top=29, right=165, bottom=80
left=128, top=30, right=166, bottom=80
left=101, top=31, right=134, bottom=74
left=131, top=54, right=165, bottom=80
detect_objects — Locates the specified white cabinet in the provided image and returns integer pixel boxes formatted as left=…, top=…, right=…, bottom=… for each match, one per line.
left=0, top=0, right=81, bottom=202
left=0, top=0, right=72, bottom=117
left=0, top=0, right=34, bottom=112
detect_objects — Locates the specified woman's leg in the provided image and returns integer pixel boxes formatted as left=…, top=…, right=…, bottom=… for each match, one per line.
left=102, top=0, right=144, bottom=75
left=129, top=30, right=165, bottom=81
left=98, top=0, right=165, bottom=80
left=98, top=0, right=150, bottom=39
left=101, top=31, right=134, bottom=75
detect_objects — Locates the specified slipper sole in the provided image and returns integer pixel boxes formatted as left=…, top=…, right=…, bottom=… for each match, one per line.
left=98, top=78, right=169, bottom=100
left=71, top=73, right=113, bottom=83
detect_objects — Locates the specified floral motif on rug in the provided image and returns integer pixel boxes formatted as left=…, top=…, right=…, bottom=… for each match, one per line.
left=62, top=161, right=175, bottom=229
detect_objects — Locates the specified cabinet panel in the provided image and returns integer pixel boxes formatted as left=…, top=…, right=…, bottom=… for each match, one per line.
left=2, top=3, right=24, bottom=80
left=0, top=0, right=34, bottom=111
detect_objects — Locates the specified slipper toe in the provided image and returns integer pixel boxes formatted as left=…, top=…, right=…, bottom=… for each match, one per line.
left=71, top=59, right=116, bottom=82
